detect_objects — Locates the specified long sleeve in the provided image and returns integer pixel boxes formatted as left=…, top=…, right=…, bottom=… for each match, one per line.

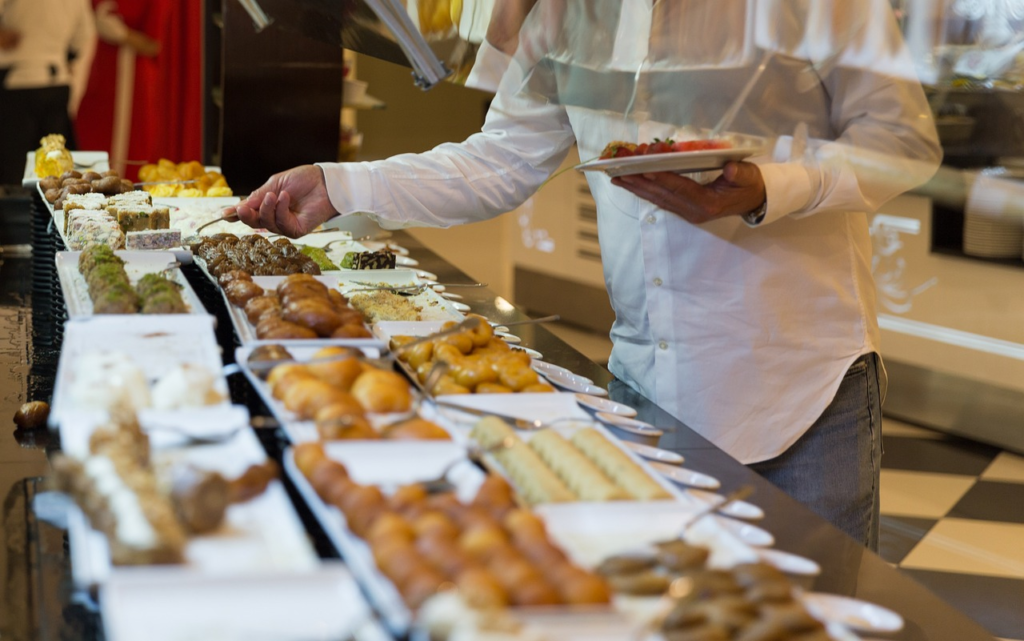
left=753, top=0, right=942, bottom=226
left=68, top=0, right=97, bottom=117
left=317, top=57, right=576, bottom=230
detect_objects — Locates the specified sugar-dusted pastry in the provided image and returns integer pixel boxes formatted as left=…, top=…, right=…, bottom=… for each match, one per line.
left=150, top=363, right=226, bottom=410
left=527, top=429, right=628, bottom=501
left=470, top=417, right=576, bottom=505
left=570, top=428, right=672, bottom=500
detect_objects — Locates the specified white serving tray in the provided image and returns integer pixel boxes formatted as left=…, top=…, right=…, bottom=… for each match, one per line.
left=64, top=408, right=319, bottom=588
left=55, top=250, right=205, bottom=317
left=336, top=270, right=464, bottom=322
left=214, top=273, right=388, bottom=348
left=577, top=146, right=762, bottom=178
left=49, top=314, right=227, bottom=427
left=23, top=150, right=109, bottom=187
left=234, top=344, right=440, bottom=445
left=101, top=564, right=390, bottom=641
left=283, top=443, right=485, bottom=635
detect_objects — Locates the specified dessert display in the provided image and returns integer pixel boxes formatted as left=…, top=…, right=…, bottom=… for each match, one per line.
left=51, top=410, right=278, bottom=564
left=41, top=168, right=137, bottom=211
left=292, top=441, right=612, bottom=609
left=137, top=159, right=233, bottom=197
left=349, top=290, right=424, bottom=322
left=77, top=245, right=188, bottom=314
left=340, top=249, right=397, bottom=270
left=470, top=417, right=672, bottom=504
left=599, top=138, right=733, bottom=159
left=221, top=272, right=373, bottom=340
left=192, top=234, right=322, bottom=277
left=34, top=134, right=74, bottom=178
left=392, top=316, right=556, bottom=395
left=300, top=245, right=340, bottom=271
left=67, top=351, right=226, bottom=415
left=58, top=190, right=176, bottom=250
left=257, top=345, right=452, bottom=441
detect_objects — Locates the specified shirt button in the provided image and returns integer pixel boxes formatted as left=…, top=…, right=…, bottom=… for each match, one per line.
left=646, top=214, right=656, bottom=224
left=659, top=341, right=669, bottom=350
left=653, top=277, right=663, bottom=287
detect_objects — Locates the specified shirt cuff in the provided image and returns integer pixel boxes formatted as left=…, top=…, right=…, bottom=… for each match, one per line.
left=747, top=162, right=815, bottom=227
left=465, top=39, right=513, bottom=93
left=315, top=162, right=376, bottom=216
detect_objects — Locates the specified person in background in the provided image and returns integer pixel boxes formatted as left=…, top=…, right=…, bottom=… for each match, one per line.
left=229, top=0, right=942, bottom=549
left=0, top=0, right=95, bottom=185
left=75, top=0, right=164, bottom=178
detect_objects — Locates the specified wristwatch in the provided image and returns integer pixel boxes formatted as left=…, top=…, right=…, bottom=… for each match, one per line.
left=742, top=199, right=768, bottom=226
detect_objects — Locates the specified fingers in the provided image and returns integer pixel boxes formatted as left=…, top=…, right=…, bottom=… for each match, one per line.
left=722, top=161, right=758, bottom=186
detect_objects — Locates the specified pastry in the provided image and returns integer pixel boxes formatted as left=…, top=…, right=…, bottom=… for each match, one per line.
left=570, top=428, right=672, bottom=500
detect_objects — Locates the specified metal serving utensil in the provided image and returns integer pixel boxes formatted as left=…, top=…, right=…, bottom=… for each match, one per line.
left=432, top=399, right=586, bottom=432
left=419, top=436, right=516, bottom=494
left=679, top=485, right=755, bottom=535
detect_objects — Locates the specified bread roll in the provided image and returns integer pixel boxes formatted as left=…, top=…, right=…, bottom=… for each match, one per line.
left=570, top=428, right=671, bottom=500
left=528, top=430, right=628, bottom=501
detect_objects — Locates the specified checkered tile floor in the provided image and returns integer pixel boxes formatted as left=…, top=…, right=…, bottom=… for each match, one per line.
left=879, top=418, right=1024, bottom=640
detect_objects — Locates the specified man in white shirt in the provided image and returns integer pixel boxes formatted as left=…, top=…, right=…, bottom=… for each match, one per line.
left=228, top=0, right=941, bottom=549
left=0, top=0, right=95, bottom=184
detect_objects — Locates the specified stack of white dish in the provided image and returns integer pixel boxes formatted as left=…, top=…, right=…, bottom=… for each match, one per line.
left=963, top=172, right=1024, bottom=258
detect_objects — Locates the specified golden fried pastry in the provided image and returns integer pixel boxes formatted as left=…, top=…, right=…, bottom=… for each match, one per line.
left=293, top=442, right=328, bottom=478
left=350, top=370, right=413, bottom=413
left=366, top=512, right=416, bottom=547
left=224, top=279, right=265, bottom=307
left=528, top=429, right=629, bottom=501
left=330, top=323, right=373, bottom=339
left=450, top=356, right=499, bottom=389
left=470, top=417, right=576, bottom=505
left=316, top=413, right=378, bottom=441
left=383, top=418, right=450, bottom=440
left=521, top=383, right=556, bottom=393
left=559, top=572, right=613, bottom=605
left=456, top=568, right=508, bottom=609
left=307, top=347, right=363, bottom=389
left=570, top=428, right=673, bottom=501
left=497, top=364, right=540, bottom=391
left=283, top=378, right=351, bottom=419
left=432, top=375, right=471, bottom=395
left=244, top=295, right=282, bottom=325
left=256, top=317, right=318, bottom=340
left=474, top=382, right=513, bottom=394
left=511, top=579, right=561, bottom=606
left=412, top=511, right=461, bottom=541
left=283, top=299, right=344, bottom=337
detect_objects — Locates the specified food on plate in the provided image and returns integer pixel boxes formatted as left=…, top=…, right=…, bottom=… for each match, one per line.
left=339, top=248, right=397, bottom=270
left=382, top=417, right=452, bottom=440
left=135, top=273, right=188, bottom=314
left=393, top=316, right=555, bottom=395
left=13, top=401, right=50, bottom=429
left=349, top=290, right=423, bottom=323
left=46, top=168, right=138, bottom=210
left=67, top=210, right=126, bottom=251
left=350, top=369, right=414, bottom=413
left=470, top=418, right=671, bottom=504
left=570, top=428, right=672, bottom=500
left=299, top=245, right=339, bottom=271
left=35, top=134, right=74, bottom=178
left=599, top=137, right=733, bottom=159
left=293, top=442, right=610, bottom=609
left=109, top=202, right=172, bottom=234
left=50, top=412, right=187, bottom=565
left=168, top=464, right=230, bottom=534
left=247, top=344, right=294, bottom=374
left=138, top=159, right=233, bottom=197
left=125, top=229, right=182, bottom=250
left=150, top=363, right=227, bottom=409
left=470, top=417, right=576, bottom=505
left=528, top=429, right=629, bottom=501
left=221, top=272, right=371, bottom=339
left=192, top=234, right=320, bottom=276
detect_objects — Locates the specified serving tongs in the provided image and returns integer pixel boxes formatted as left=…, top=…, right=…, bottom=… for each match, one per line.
left=182, top=213, right=242, bottom=245
left=345, top=282, right=487, bottom=295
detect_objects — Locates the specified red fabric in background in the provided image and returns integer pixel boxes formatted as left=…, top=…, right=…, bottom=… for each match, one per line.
left=76, top=0, right=202, bottom=181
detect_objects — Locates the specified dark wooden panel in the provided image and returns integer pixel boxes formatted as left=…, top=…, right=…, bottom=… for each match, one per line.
left=218, top=0, right=344, bottom=193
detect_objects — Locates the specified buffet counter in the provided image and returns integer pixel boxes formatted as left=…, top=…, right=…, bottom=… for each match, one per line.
left=0, top=197, right=996, bottom=641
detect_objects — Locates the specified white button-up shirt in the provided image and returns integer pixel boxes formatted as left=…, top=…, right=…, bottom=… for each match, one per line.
left=319, top=0, right=941, bottom=463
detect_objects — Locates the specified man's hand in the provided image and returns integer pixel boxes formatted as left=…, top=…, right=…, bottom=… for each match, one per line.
left=125, top=30, right=160, bottom=57
left=226, top=165, right=339, bottom=238
left=611, top=161, right=766, bottom=224
left=0, top=28, right=21, bottom=51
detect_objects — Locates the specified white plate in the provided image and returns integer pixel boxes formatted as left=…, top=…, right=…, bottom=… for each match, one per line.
left=49, top=315, right=228, bottom=428
left=576, top=394, right=637, bottom=417
left=756, top=548, right=821, bottom=576
left=533, top=360, right=593, bottom=384
left=414, top=270, right=438, bottom=281
left=594, top=412, right=663, bottom=437
left=439, top=291, right=461, bottom=300
left=621, top=441, right=683, bottom=464
left=712, top=516, right=774, bottom=547
left=577, top=146, right=762, bottom=178
left=361, top=241, right=410, bottom=256
left=101, top=565, right=381, bottom=641
left=450, top=301, right=471, bottom=312
left=513, top=346, right=543, bottom=359
left=541, top=368, right=608, bottom=396
left=685, top=488, right=764, bottom=520
left=800, top=593, right=904, bottom=634
left=24, top=150, right=110, bottom=187
left=648, top=461, right=721, bottom=490
left=66, top=409, right=318, bottom=588
left=56, top=251, right=206, bottom=317
left=317, top=441, right=471, bottom=489
left=337, top=270, right=464, bottom=323
left=494, top=331, right=520, bottom=344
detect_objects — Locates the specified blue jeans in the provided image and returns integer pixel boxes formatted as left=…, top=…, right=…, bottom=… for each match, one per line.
left=749, top=353, right=882, bottom=550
